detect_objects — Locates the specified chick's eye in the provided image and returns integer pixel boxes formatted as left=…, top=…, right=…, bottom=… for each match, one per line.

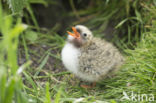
left=83, top=33, right=87, bottom=37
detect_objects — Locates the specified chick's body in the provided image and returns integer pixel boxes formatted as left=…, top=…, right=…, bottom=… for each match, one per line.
left=61, top=25, right=124, bottom=82
left=78, top=38, right=124, bottom=82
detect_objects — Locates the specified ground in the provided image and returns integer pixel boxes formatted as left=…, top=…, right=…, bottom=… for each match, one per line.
left=17, top=30, right=156, bottom=102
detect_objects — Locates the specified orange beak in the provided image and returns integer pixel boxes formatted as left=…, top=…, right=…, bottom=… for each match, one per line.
left=67, top=27, right=80, bottom=39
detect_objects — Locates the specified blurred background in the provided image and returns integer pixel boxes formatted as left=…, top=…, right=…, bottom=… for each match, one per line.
left=2, top=0, right=150, bottom=44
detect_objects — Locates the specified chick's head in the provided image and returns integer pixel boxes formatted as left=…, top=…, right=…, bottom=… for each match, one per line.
left=67, top=25, right=93, bottom=47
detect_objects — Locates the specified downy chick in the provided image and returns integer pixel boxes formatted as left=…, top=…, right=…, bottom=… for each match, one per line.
left=61, top=25, right=124, bottom=88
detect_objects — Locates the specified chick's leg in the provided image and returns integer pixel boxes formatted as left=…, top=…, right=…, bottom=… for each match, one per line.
left=80, top=82, right=96, bottom=88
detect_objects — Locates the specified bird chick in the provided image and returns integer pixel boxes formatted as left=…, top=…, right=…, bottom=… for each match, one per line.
left=61, top=25, right=124, bottom=87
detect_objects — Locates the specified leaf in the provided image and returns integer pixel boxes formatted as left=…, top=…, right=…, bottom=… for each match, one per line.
left=135, top=10, right=142, bottom=22
left=0, top=68, right=7, bottom=103
left=44, top=82, right=51, bottom=103
left=4, top=78, right=16, bottom=103
left=54, top=87, right=62, bottom=103
left=24, top=30, right=38, bottom=43
left=28, top=0, right=48, bottom=6
left=7, top=0, right=27, bottom=14
left=115, top=18, right=128, bottom=29
left=34, top=53, right=50, bottom=76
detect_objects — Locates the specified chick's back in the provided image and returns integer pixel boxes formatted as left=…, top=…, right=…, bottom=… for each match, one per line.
left=78, top=38, right=124, bottom=79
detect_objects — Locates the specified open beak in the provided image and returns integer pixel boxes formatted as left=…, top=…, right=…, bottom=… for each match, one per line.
left=67, top=27, right=80, bottom=39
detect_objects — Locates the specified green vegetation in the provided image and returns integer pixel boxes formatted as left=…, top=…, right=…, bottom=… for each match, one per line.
left=0, top=0, right=155, bottom=103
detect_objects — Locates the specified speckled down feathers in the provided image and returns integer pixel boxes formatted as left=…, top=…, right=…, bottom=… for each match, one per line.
left=62, top=25, right=124, bottom=82
left=78, top=37, right=124, bottom=81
